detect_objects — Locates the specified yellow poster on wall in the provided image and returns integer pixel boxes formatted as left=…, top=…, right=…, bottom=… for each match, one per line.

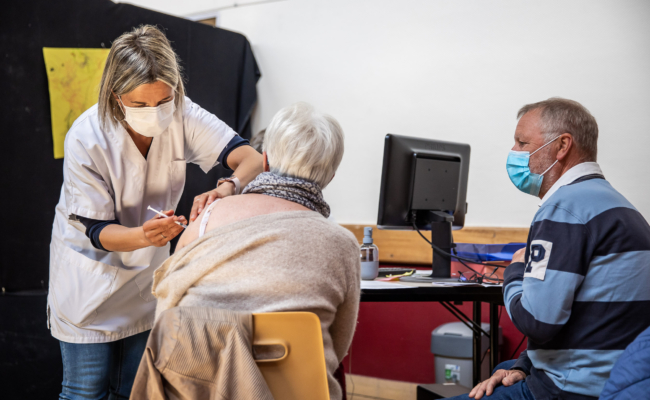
left=43, top=48, right=110, bottom=159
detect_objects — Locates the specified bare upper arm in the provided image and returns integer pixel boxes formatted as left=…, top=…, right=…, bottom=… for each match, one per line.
left=225, top=145, right=261, bottom=171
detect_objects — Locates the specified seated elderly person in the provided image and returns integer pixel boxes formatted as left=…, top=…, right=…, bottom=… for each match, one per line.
left=450, top=98, right=650, bottom=400
left=148, top=102, right=360, bottom=400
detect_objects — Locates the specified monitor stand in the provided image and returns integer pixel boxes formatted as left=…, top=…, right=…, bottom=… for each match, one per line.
left=401, top=211, right=456, bottom=283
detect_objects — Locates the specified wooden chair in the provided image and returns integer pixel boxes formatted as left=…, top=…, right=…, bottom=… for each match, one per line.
left=252, top=312, right=330, bottom=400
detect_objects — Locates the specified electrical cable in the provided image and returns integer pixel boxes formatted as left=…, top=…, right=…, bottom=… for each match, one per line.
left=411, top=221, right=505, bottom=282
left=480, top=306, right=503, bottom=366
left=455, top=257, right=504, bottom=283
left=411, top=221, right=509, bottom=269
left=482, top=265, right=500, bottom=282
left=509, top=335, right=527, bottom=360
left=480, top=347, right=490, bottom=365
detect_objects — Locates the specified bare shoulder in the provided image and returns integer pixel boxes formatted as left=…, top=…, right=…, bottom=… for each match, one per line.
left=175, top=195, right=249, bottom=250
left=207, top=194, right=309, bottom=230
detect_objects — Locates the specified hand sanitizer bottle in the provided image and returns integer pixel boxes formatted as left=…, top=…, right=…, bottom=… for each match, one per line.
left=360, top=227, right=379, bottom=280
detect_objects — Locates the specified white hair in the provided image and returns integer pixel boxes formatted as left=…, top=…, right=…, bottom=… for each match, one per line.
left=263, top=102, right=344, bottom=189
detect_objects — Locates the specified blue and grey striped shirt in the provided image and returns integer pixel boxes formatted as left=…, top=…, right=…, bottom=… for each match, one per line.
left=503, top=165, right=650, bottom=399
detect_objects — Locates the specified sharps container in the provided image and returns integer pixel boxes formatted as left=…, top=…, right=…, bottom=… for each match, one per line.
left=430, top=322, right=502, bottom=388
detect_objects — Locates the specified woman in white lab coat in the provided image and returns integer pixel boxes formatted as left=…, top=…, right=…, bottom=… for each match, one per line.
left=49, top=25, right=262, bottom=400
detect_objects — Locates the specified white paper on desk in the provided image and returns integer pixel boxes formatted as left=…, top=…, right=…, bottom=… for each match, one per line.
left=413, top=269, right=431, bottom=275
left=360, top=280, right=416, bottom=289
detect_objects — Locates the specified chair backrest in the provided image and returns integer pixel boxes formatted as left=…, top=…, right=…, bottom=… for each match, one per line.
left=252, top=312, right=330, bottom=400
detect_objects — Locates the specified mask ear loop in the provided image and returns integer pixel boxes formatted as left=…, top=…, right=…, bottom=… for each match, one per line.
left=531, top=135, right=561, bottom=176
left=111, top=91, right=127, bottom=122
left=530, top=135, right=561, bottom=156
left=540, top=159, right=559, bottom=176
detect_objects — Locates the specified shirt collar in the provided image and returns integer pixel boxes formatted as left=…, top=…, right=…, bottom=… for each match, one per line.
left=539, top=162, right=603, bottom=207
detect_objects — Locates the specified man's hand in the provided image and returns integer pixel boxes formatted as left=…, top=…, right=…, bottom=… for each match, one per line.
left=142, top=210, right=187, bottom=247
left=469, top=369, right=526, bottom=399
left=511, top=247, right=526, bottom=264
left=189, top=183, right=236, bottom=222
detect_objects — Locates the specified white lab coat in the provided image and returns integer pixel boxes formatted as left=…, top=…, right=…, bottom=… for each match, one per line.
left=48, top=97, right=236, bottom=343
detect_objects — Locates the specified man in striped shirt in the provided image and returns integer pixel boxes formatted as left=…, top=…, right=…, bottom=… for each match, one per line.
left=464, top=98, right=650, bottom=400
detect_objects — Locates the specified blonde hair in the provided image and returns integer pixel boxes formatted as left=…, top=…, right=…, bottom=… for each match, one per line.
left=263, top=102, right=344, bottom=189
left=98, top=25, right=185, bottom=130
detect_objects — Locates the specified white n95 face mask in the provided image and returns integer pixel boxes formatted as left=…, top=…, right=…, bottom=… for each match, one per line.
left=118, top=95, right=176, bottom=137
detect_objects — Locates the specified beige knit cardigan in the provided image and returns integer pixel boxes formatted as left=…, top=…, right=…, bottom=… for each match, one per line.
left=152, top=210, right=361, bottom=400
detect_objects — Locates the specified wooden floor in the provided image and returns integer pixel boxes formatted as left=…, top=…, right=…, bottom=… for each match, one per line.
left=346, top=374, right=418, bottom=400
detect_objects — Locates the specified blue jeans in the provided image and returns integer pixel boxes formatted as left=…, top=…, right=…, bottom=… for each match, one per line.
left=446, top=360, right=536, bottom=400
left=59, top=330, right=150, bottom=400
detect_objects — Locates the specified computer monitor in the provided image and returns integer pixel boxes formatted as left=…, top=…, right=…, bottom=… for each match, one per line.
left=377, top=134, right=471, bottom=282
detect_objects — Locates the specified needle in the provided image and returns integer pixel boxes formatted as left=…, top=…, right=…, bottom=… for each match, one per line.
left=147, top=206, right=188, bottom=229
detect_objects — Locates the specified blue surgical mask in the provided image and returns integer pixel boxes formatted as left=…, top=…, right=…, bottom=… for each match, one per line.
left=506, top=136, right=560, bottom=196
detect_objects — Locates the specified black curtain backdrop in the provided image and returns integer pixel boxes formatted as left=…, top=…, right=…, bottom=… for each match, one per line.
left=0, top=1, right=260, bottom=396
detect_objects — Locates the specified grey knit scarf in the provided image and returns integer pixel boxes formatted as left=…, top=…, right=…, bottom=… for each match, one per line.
left=242, top=172, right=330, bottom=218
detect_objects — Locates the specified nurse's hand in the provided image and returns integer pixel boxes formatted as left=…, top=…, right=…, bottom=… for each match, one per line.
left=189, top=183, right=236, bottom=222
left=142, top=210, right=187, bottom=247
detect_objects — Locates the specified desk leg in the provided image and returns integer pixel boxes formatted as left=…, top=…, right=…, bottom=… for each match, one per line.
left=490, top=303, right=499, bottom=373
left=472, top=301, right=481, bottom=387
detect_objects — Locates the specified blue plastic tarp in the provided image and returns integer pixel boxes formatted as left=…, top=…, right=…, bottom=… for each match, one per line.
left=454, top=243, right=526, bottom=262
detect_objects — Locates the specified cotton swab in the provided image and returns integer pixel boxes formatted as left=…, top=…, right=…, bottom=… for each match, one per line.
left=147, top=206, right=188, bottom=229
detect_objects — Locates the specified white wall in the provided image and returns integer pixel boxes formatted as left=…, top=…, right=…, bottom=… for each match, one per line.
left=123, top=0, right=650, bottom=226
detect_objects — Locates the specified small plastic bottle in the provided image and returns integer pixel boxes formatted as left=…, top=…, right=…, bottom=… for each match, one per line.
left=360, top=227, right=379, bottom=280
